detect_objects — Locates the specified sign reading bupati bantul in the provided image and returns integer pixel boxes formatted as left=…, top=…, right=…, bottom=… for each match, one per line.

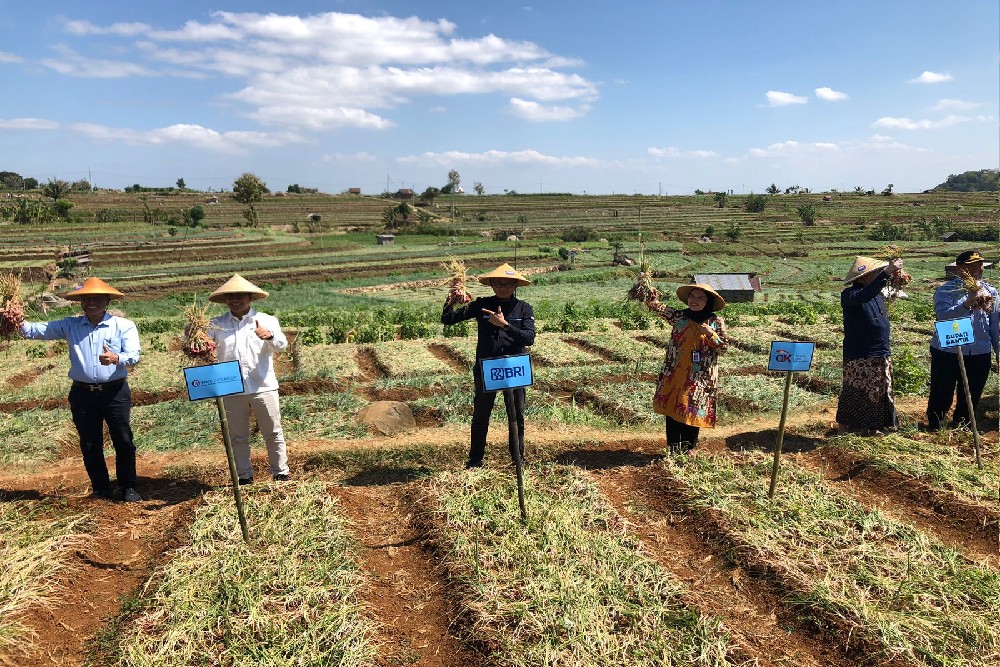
left=934, top=317, right=974, bottom=349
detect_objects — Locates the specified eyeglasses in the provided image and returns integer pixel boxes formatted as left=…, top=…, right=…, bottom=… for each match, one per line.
left=492, top=280, right=517, bottom=287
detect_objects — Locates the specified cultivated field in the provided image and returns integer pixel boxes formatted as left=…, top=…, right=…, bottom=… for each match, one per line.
left=0, top=189, right=997, bottom=666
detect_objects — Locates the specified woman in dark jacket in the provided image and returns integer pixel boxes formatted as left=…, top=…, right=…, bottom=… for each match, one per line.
left=441, top=263, right=535, bottom=468
left=836, top=255, right=903, bottom=433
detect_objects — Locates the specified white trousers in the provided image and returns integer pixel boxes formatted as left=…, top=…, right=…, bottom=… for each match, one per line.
left=222, top=390, right=288, bottom=479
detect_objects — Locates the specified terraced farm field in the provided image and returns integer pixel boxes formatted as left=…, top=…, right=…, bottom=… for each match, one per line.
left=0, top=190, right=996, bottom=666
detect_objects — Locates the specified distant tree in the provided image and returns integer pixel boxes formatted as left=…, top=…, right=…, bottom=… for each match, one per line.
left=853, top=186, right=865, bottom=194
left=881, top=183, right=894, bottom=196
left=70, top=179, right=91, bottom=192
left=745, top=193, right=768, bottom=213
left=176, top=177, right=186, bottom=190
left=52, top=199, right=74, bottom=220
left=724, top=221, right=742, bottom=242
left=184, top=204, right=206, bottom=227
left=447, top=169, right=461, bottom=192
left=704, top=225, right=714, bottom=238
left=22, top=177, right=38, bottom=190
left=287, top=183, right=302, bottom=193
left=0, top=171, right=24, bottom=190
left=473, top=181, right=485, bottom=196
left=784, top=184, right=801, bottom=195
left=42, top=179, right=70, bottom=200
left=766, top=183, right=780, bottom=195
left=561, top=225, right=592, bottom=242
left=420, top=186, right=441, bottom=203
left=713, top=192, right=728, bottom=209
left=796, top=203, right=818, bottom=225
left=694, top=189, right=705, bottom=195
left=232, top=172, right=267, bottom=227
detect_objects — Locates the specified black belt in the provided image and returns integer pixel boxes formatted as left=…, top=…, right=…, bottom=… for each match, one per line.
left=72, top=379, right=126, bottom=392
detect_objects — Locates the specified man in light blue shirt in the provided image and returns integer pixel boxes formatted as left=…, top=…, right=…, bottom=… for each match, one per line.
left=22, top=277, right=142, bottom=501
left=926, top=250, right=999, bottom=431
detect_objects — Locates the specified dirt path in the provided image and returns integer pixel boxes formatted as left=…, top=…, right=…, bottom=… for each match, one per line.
left=330, top=483, right=483, bottom=667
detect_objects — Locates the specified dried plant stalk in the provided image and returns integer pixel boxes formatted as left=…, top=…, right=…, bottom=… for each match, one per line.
left=874, top=246, right=912, bottom=291
left=442, top=258, right=472, bottom=308
left=626, top=266, right=667, bottom=315
left=0, top=273, right=26, bottom=340
left=179, top=299, right=218, bottom=363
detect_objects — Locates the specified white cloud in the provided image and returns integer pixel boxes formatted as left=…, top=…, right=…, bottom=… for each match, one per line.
left=648, top=147, right=718, bottom=158
left=930, top=98, right=981, bottom=111
left=0, top=118, right=59, bottom=130
left=748, top=140, right=840, bottom=158
left=0, top=51, right=23, bottom=64
left=397, top=149, right=599, bottom=167
left=908, top=71, right=953, bottom=83
left=62, top=19, right=151, bottom=37
left=42, top=46, right=156, bottom=78
left=70, top=122, right=302, bottom=151
left=872, top=114, right=978, bottom=130
left=507, top=98, right=589, bottom=121
left=815, top=86, right=848, bottom=101
left=321, top=152, right=376, bottom=163
left=766, top=90, right=808, bottom=106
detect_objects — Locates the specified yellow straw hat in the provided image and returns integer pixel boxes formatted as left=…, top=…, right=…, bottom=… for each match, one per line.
left=64, top=277, right=124, bottom=301
left=843, top=256, right=888, bottom=285
left=676, top=283, right=726, bottom=310
left=478, top=263, right=531, bottom=287
left=208, top=274, right=269, bottom=304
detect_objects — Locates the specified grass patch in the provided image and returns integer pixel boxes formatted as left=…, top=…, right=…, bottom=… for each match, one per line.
left=113, top=482, right=378, bottom=666
left=425, top=464, right=731, bottom=665
left=666, top=452, right=1000, bottom=666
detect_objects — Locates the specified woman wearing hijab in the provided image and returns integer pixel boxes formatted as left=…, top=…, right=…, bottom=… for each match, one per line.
left=836, top=256, right=904, bottom=433
left=652, top=283, right=729, bottom=454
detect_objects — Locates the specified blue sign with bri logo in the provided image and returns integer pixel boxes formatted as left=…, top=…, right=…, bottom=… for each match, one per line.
left=767, top=341, right=815, bottom=372
left=935, top=316, right=974, bottom=349
left=480, top=354, right=534, bottom=392
left=183, top=360, right=245, bottom=401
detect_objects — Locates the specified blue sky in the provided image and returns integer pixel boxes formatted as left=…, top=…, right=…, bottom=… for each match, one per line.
left=1, top=1, right=997, bottom=194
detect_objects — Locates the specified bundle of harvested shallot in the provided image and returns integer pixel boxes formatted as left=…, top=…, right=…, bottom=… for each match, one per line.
left=180, top=299, right=218, bottom=363
left=0, top=273, right=26, bottom=340
left=442, top=258, right=472, bottom=308
left=626, top=265, right=667, bottom=314
left=957, top=269, right=994, bottom=312
left=875, top=245, right=912, bottom=291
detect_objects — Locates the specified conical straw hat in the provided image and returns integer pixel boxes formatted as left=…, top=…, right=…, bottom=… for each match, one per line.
left=843, top=256, right=888, bottom=285
left=64, top=277, right=124, bottom=301
left=676, top=283, right=726, bottom=310
left=208, top=274, right=269, bottom=303
left=478, top=263, right=531, bottom=287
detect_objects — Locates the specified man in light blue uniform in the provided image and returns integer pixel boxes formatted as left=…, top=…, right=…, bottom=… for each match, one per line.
left=926, top=250, right=999, bottom=431
left=22, top=277, right=142, bottom=501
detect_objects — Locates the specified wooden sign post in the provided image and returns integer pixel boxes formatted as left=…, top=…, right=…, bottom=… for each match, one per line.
left=765, top=341, right=815, bottom=498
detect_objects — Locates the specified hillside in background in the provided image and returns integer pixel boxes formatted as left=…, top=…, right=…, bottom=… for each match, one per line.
left=930, top=169, right=1000, bottom=193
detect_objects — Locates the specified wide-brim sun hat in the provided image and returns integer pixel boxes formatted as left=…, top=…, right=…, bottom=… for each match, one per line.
left=478, top=263, right=531, bottom=287
left=843, top=256, right=888, bottom=285
left=676, top=283, right=726, bottom=310
left=65, top=277, right=124, bottom=301
left=208, top=274, right=269, bottom=304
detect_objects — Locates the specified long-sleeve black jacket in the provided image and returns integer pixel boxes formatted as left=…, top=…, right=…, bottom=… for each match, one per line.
left=441, top=295, right=535, bottom=360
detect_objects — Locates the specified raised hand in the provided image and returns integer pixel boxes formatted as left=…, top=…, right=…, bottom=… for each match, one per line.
left=254, top=319, right=272, bottom=340
left=99, top=343, right=118, bottom=365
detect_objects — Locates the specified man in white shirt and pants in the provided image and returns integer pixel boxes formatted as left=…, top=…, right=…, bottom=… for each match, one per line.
left=208, top=274, right=291, bottom=484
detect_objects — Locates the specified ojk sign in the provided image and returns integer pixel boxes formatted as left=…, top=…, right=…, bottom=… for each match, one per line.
left=767, top=341, right=815, bottom=372
left=183, top=360, right=245, bottom=401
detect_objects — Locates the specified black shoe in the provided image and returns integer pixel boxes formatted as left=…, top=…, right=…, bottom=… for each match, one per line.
left=91, top=488, right=115, bottom=500
left=464, top=460, right=482, bottom=469
left=238, top=477, right=254, bottom=486
left=273, top=474, right=290, bottom=482
left=122, top=488, right=142, bottom=503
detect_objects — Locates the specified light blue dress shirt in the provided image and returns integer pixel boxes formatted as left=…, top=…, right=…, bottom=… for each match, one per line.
left=931, top=278, right=1000, bottom=357
left=22, top=313, right=141, bottom=383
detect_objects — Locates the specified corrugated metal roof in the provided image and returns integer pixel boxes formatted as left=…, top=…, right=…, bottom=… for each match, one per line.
left=693, top=274, right=755, bottom=291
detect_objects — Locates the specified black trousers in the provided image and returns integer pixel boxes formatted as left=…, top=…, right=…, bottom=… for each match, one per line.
left=665, top=416, right=700, bottom=453
left=469, top=370, right=525, bottom=466
left=926, top=347, right=992, bottom=430
left=68, top=380, right=137, bottom=494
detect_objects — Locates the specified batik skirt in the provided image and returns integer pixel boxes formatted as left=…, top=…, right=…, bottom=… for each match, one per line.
left=836, top=355, right=898, bottom=431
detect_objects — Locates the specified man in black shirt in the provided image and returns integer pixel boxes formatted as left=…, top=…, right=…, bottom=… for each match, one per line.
left=441, top=263, right=535, bottom=468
